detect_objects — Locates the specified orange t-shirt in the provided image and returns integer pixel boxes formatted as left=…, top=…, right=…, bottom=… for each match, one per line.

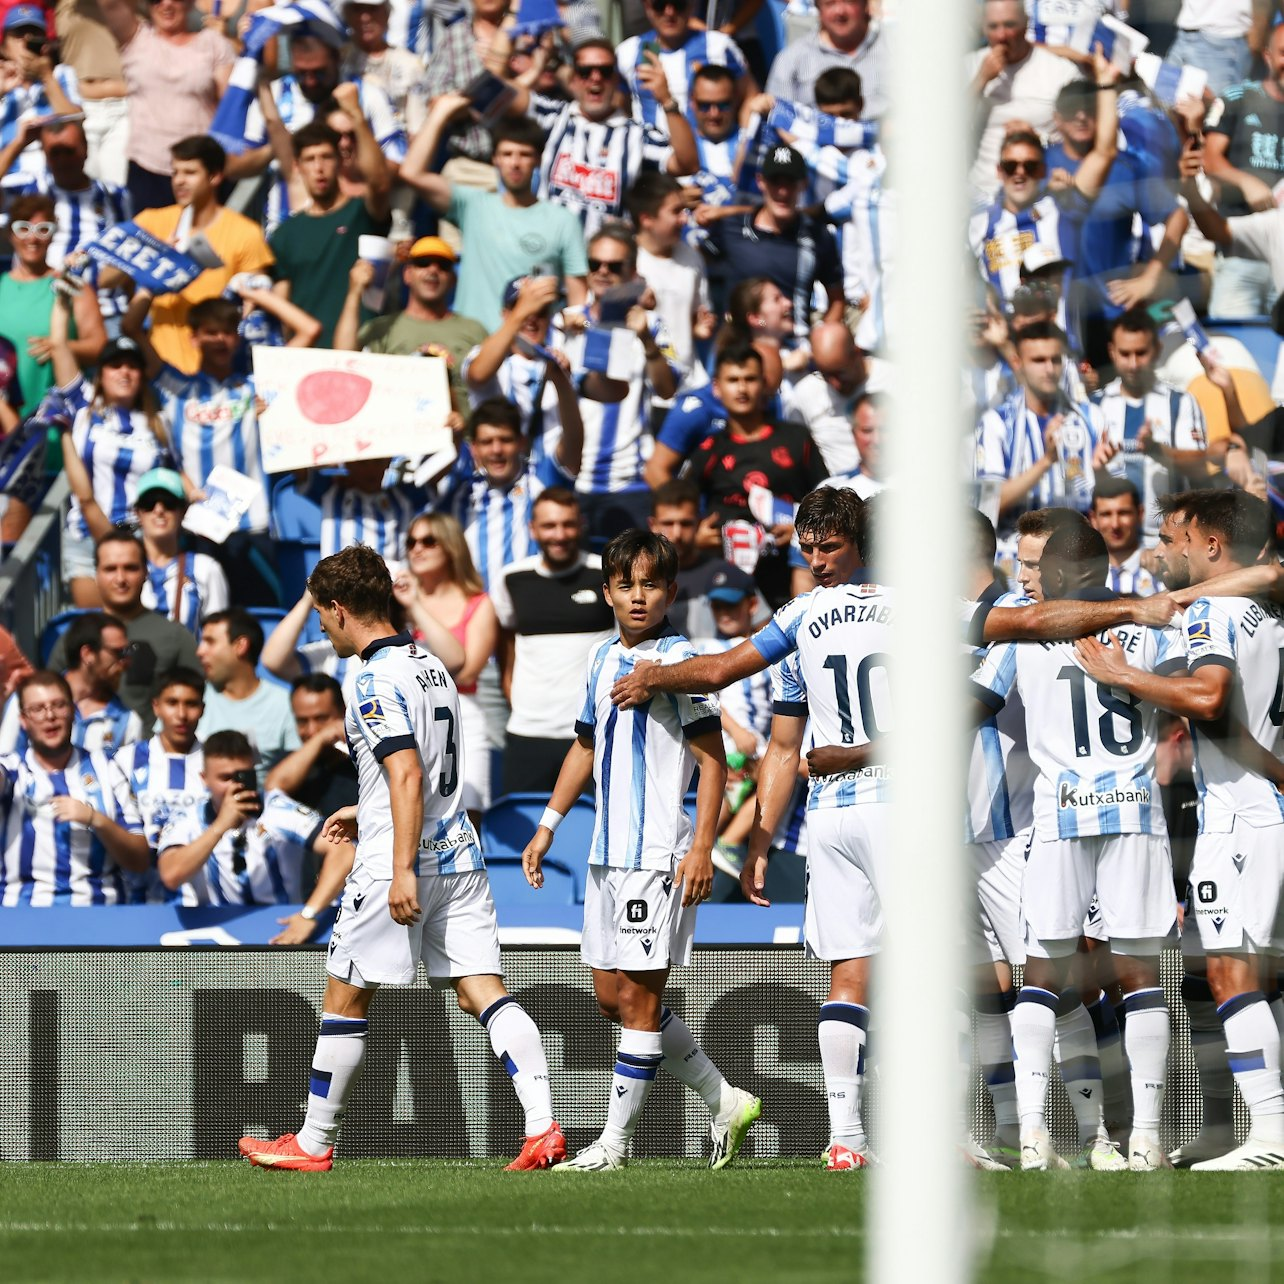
left=133, top=203, right=274, bottom=374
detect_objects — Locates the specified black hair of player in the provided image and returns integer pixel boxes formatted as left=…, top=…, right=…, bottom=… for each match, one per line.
left=795, top=486, right=865, bottom=552
left=602, top=529, right=678, bottom=588
left=468, top=397, right=524, bottom=440
left=203, top=729, right=255, bottom=762
left=200, top=607, right=265, bottom=666
left=153, top=666, right=206, bottom=702
left=307, top=544, right=394, bottom=622
left=1185, top=489, right=1272, bottom=563
left=1040, top=521, right=1109, bottom=587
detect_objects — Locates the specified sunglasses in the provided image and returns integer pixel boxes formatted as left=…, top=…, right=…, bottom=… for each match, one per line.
left=410, top=256, right=454, bottom=271
left=587, top=257, right=626, bottom=274
left=100, top=644, right=132, bottom=662
left=137, top=493, right=183, bottom=512
left=11, top=220, right=54, bottom=239
left=649, top=0, right=688, bottom=9
left=574, top=63, right=615, bottom=81
left=999, top=158, right=1043, bottom=177
left=693, top=99, right=733, bottom=113
left=406, top=533, right=438, bottom=549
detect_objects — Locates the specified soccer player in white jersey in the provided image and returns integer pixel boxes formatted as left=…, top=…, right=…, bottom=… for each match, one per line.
left=1075, top=490, right=1284, bottom=1171
left=240, top=545, right=565, bottom=1173
left=1094, top=309, right=1209, bottom=545
left=972, top=522, right=1182, bottom=1172
left=116, top=666, right=207, bottom=904
left=523, top=530, right=761, bottom=1172
left=0, top=671, right=149, bottom=905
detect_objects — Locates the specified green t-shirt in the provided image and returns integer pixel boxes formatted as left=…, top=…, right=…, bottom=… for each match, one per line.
left=269, top=198, right=391, bottom=347
left=0, top=273, right=76, bottom=414
left=447, top=187, right=589, bottom=331
left=357, top=311, right=487, bottom=406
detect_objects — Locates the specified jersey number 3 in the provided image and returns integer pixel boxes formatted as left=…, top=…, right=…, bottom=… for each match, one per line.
left=434, top=707, right=458, bottom=796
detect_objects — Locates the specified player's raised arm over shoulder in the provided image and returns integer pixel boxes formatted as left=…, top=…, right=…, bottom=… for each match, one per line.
left=610, top=637, right=771, bottom=708
left=1169, top=562, right=1284, bottom=609
left=1074, top=630, right=1232, bottom=722
left=977, top=595, right=1178, bottom=644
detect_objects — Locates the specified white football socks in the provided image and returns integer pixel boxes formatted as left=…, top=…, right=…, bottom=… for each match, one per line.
left=974, top=990, right=1017, bottom=1135
left=1087, top=992, right=1132, bottom=1131
left=599, top=1027, right=663, bottom=1155
left=1122, top=988, right=1169, bottom=1135
left=1011, top=987, right=1058, bottom=1134
left=296, top=1012, right=368, bottom=1156
left=818, top=1001, right=868, bottom=1150
left=480, top=995, right=554, bottom=1137
left=659, top=1006, right=736, bottom=1119
left=1053, top=992, right=1105, bottom=1146
left=1220, top=991, right=1284, bottom=1143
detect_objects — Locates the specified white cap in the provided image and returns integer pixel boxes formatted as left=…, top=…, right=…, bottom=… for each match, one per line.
left=1020, top=243, right=1070, bottom=278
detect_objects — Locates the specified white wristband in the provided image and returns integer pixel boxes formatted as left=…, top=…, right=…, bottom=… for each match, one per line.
left=538, top=807, right=564, bottom=834
left=299, top=904, right=318, bottom=921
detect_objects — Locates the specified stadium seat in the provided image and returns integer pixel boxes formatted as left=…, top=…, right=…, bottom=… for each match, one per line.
left=270, top=474, right=323, bottom=543
left=39, top=608, right=97, bottom=666
left=1204, top=317, right=1282, bottom=385
left=484, top=854, right=578, bottom=906
left=481, top=791, right=595, bottom=900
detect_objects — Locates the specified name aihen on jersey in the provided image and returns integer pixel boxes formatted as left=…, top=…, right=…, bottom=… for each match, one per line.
left=972, top=618, right=1183, bottom=840
left=346, top=635, right=483, bottom=880
left=1183, top=595, right=1284, bottom=832
left=751, top=581, right=892, bottom=809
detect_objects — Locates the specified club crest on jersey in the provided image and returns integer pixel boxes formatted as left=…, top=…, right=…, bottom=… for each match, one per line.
left=1186, top=619, right=1211, bottom=643
left=359, top=697, right=386, bottom=728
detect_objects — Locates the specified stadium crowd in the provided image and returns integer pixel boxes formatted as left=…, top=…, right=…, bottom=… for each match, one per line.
left=0, top=0, right=1283, bottom=1172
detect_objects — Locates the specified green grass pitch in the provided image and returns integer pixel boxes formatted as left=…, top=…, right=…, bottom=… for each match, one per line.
left=2, top=1163, right=1283, bottom=1283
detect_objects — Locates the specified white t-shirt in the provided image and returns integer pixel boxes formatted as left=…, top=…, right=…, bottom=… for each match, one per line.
left=1175, top=0, right=1251, bottom=37
left=636, top=243, right=711, bottom=401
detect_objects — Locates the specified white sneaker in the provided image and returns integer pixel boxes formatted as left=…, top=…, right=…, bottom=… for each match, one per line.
left=554, top=1141, right=627, bottom=1172
left=983, top=1133, right=1022, bottom=1170
left=1075, top=1138, right=1128, bottom=1171
left=962, top=1137, right=1009, bottom=1171
left=1168, top=1128, right=1236, bottom=1168
left=1190, top=1136, right=1284, bottom=1172
left=709, top=1088, right=762, bottom=1171
left=1019, top=1127, right=1069, bottom=1171
left=1127, top=1131, right=1173, bottom=1171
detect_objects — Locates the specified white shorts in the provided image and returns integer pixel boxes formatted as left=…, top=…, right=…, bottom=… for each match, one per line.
left=1023, top=832, right=1175, bottom=955
left=803, top=802, right=889, bottom=961
left=326, top=866, right=502, bottom=987
left=581, top=862, right=695, bottom=972
left=969, top=831, right=1027, bottom=966
left=1190, top=820, right=1284, bottom=955
left=1082, top=891, right=1109, bottom=943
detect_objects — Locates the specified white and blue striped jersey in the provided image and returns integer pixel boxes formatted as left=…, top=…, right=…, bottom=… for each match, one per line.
left=1094, top=378, right=1206, bottom=544
left=158, top=788, right=321, bottom=906
left=114, top=734, right=206, bottom=902
left=0, top=691, right=142, bottom=758
left=44, top=375, right=176, bottom=543
left=751, top=580, right=893, bottom=810
left=771, top=101, right=878, bottom=205
left=530, top=96, right=671, bottom=238
left=0, top=67, right=80, bottom=184
left=576, top=627, right=721, bottom=870
left=0, top=746, right=142, bottom=906
left=244, top=76, right=407, bottom=233
left=966, top=587, right=1036, bottom=845
left=968, top=190, right=1089, bottom=330
left=696, top=634, right=772, bottom=752
left=617, top=29, right=748, bottom=132
left=1182, top=596, right=1284, bottom=834
left=388, top=0, right=464, bottom=55
left=141, top=551, right=230, bottom=636
left=436, top=447, right=567, bottom=591
left=1025, top=0, right=1117, bottom=47
left=462, top=340, right=570, bottom=465
left=318, top=481, right=424, bottom=563
left=1106, top=548, right=1158, bottom=597
left=562, top=307, right=680, bottom=494
left=346, top=631, right=483, bottom=879
left=972, top=593, right=1182, bottom=839
left=824, top=149, right=894, bottom=351
left=155, top=364, right=268, bottom=533
left=974, top=388, right=1104, bottom=541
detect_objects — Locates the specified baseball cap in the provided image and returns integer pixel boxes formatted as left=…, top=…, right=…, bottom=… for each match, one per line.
left=4, top=5, right=45, bottom=33
left=707, top=565, right=756, bottom=604
left=760, top=144, right=808, bottom=182
left=502, top=273, right=563, bottom=311
left=134, top=467, right=186, bottom=506
left=99, top=335, right=146, bottom=369
left=407, top=236, right=457, bottom=264
left=1019, top=243, right=1069, bottom=278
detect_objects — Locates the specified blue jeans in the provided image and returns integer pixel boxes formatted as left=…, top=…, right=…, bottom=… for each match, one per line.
left=1167, top=29, right=1251, bottom=97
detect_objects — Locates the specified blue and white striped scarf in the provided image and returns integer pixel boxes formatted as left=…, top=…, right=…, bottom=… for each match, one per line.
left=209, top=0, right=347, bottom=155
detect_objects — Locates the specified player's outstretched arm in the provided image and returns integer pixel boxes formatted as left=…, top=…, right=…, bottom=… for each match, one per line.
left=610, top=639, right=767, bottom=708
left=676, top=730, right=727, bottom=908
left=1073, top=632, right=1232, bottom=721
left=743, top=713, right=805, bottom=908
left=522, top=735, right=594, bottom=889
left=385, top=748, right=425, bottom=926
left=982, top=595, right=1177, bottom=644
left=1169, top=562, right=1284, bottom=609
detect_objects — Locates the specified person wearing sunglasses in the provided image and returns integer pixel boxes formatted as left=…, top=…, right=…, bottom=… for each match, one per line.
left=968, top=44, right=1122, bottom=345
left=0, top=612, right=142, bottom=757
left=0, top=669, right=151, bottom=906
left=132, top=467, right=230, bottom=637
left=617, top=0, right=757, bottom=135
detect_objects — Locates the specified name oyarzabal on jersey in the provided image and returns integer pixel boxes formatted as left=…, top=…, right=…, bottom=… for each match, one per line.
left=751, top=580, right=893, bottom=810
left=971, top=602, right=1184, bottom=840
left=346, top=632, right=483, bottom=880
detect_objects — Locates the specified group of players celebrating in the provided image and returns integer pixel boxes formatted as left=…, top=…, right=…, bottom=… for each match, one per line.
left=234, top=481, right=1284, bottom=1174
